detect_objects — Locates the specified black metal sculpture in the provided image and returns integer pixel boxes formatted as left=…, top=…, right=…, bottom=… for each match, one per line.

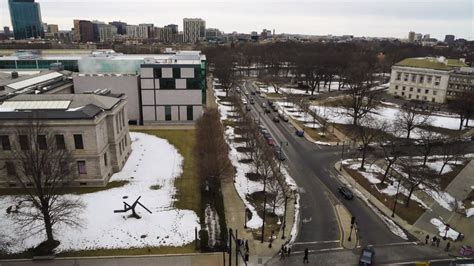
left=114, top=196, right=152, bottom=219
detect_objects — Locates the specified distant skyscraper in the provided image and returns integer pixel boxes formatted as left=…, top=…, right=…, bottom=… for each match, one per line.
left=73, top=19, right=94, bottom=43
left=408, top=31, right=415, bottom=42
left=444, top=34, right=455, bottom=44
left=138, top=23, right=154, bottom=39
left=183, top=18, right=205, bottom=43
left=109, top=21, right=127, bottom=35
left=8, top=0, right=44, bottom=39
left=414, top=33, right=423, bottom=42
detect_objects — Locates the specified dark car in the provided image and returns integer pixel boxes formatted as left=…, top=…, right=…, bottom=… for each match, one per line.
left=359, top=246, right=375, bottom=265
left=263, top=132, right=272, bottom=139
left=267, top=137, right=276, bottom=146
left=273, top=116, right=280, bottom=123
left=295, top=130, right=304, bottom=137
left=251, top=91, right=256, bottom=95
left=339, top=186, right=354, bottom=200
left=250, top=99, right=255, bottom=105
left=264, top=107, right=271, bottom=114
left=245, top=105, right=251, bottom=111
left=275, top=150, right=286, bottom=161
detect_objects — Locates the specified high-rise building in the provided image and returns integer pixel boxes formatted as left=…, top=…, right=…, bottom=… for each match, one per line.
left=408, top=31, right=415, bottom=42
left=73, top=19, right=95, bottom=43
left=444, top=34, right=455, bottom=44
left=414, top=33, right=423, bottom=42
left=183, top=18, right=205, bottom=43
left=8, top=0, right=44, bottom=39
left=166, top=24, right=178, bottom=34
left=138, top=24, right=154, bottom=39
left=99, top=24, right=117, bottom=42
left=205, top=28, right=222, bottom=39
left=126, top=25, right=139, bottom=39
left=109, top=21, right=127, bottom=35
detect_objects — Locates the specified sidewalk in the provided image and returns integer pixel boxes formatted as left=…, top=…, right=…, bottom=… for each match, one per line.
left=221, top=177, right=296, bottom=265
left=0, top=253, right=223, bottom=266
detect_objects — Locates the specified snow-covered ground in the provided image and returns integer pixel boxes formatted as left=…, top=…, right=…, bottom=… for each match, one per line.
left=467, top=207, right=474, bottom=218
left=430, top=218, right=460, bottom=241
left=311, top=105, right=463, bottom=132
left=0, top=132, right=200, bottom=254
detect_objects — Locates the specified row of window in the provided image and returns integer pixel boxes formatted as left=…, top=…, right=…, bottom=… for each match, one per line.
left=0, top=60, right=79, bottom=71
left=449, top=76, right=474, bottom=84
left=393, top=91, right=437, bottom=102
left=118, top=135, right=129, bottom=156
left=151, top=67, right=200, bottom=79
left=4, top=160, right=89, bottom=176
left=448, top=84, right=474, bottom=91
left=394, top=85, right=438, bottom=95
left=116, top=109, right=126, bottom=134
left=0, top=134, right=84, bottom=151
left=395, top=72, right=441, bottom=86
left=141, top=78, right=202, bottom=90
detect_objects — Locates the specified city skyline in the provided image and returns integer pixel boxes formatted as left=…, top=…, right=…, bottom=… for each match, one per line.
left=0, top=0, right=472, bottom=40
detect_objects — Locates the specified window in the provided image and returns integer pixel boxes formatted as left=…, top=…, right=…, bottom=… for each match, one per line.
left=19, top=135, right=29, bottom=150
left=396, top=72, right=401, bottom=80
left=403, top=74, right=409, bottom=81
left=402, top=86, right=406, bottom=91
left=401, top=92, right=405, bottom=96
left=416, top=95, right=419, bottom=99
left=409, top=87, right=413, bottom=92
left=417, top=88, right=421, bottom=93
left=425, top=89, right=429, bottom=94
left=165, top=106, right=172, bottom=121
left=160, top=79, right=175, bottom=89
left=77, top=161, right=87, bottom=174
left=121, top=110, right=125, bottom=127
left=153, top=68, right=162, bottom=78
left=434, top=76, right=441, bottom=86
left=0, top=135, right=11, bottom=150
left=433, top=90, right=437, bottom=95
left=427, top=76, right=433, bottom=83
left=37, top=135, right=47, bottom=150
left=408, top=94, right=412, bottom=99
left=173, top=68, right=180, bottom=78
left=74, top=134, right=84, bottom=149
left=187, top=105, right=193, bottom=121
left=395, top=85, right=398, bottom=90
left=432, top=98, right=435, bottom=102
left=419, top=76, right=424, bottom=83
left=104, top=152, right=108, bottom=166
left=5, top=162, right=15, bottom=176
left=55, top=135, right=65, bottom=149
left=394, top=92, right=397, bottom=95
left=411, top=74, right=417, bottom=82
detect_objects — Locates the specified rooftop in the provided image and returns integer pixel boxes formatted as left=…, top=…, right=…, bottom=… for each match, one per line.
left=395, top=57, right=468, bottom=71
left=0, top=94, right=123, bottom=120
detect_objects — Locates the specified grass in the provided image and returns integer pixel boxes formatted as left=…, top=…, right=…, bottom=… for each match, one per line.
left=344, top=166, right=425, bottom=224
left=0, top=180, right=129, bottom=196
left=246, top=191, right=282, bottom=241
left=150, top=184, right=162, bottom=190
left=132, top=129, right=200, bottom=215
left=396, top=58, right=467, bottom=70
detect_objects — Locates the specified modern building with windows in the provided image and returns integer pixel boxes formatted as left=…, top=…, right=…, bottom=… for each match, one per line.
left=388, top=57, right=468, bottom=103
left=8, top=0, right=44, bottom=40
left=0, top=93, right=131, bottom=188
left=183, top=18, right=205, bottom=43
left=447, top=67, right=474, bottom=98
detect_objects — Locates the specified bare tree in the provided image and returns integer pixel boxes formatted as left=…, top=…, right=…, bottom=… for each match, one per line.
left=418, top=130, right=445, bottom=166
left=266, top=172, right=285, bottom=215
left=394, top=105, right=432, bottom=139
left=6, top=120, right=84, bottom=251
left=397, top=157, right=436, bottom=207
left=438, top=140, right=465, bottom=176
left=447, top=91, right=474, bottom=130
left=213, top=56, right=236, bottom=97
left=354, top=117, right=386, bottom=170
left=338, top=62, right=378, bottom=126
left=196, top=109, right=233, bottom=188
left=378, top=125, right=403, bottom=184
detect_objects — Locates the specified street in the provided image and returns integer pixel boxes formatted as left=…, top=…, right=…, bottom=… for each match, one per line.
left=240, top=81, right=455, bottom=264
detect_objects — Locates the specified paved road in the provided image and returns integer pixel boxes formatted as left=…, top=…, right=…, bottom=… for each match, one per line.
left=240, top=81, right=453, bottom=263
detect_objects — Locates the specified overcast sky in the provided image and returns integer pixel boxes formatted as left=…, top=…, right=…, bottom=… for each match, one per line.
left=1, top=0, right=472, bottom=40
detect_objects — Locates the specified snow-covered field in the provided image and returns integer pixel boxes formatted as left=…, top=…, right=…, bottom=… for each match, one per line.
left=0, top=132, right=200, bottom=253
left=430, top=218, right=460, bottom=241
left=311, top=105, right=463, bottom=132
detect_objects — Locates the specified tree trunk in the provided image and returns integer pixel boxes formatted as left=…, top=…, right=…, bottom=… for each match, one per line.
left=423, top=152, right=429, bottom=166
left=406, top=128, right=411, bottom=139
left=43, top=209, right=55, bottom=242
left=360, top=147, right=367, bottom=170
left=459, top=117, right=465, bottom=131
left=381, top=160, right=393, bottom=184
left=465, top=118, right=469, bottom=127
left=406, top=186, right=415, bottom=207
left=439, top=162, right=448, bottom=176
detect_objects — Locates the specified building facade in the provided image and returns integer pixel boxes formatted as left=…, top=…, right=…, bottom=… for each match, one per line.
left=8, top=0, right=44, bottom=40
left=98, top=24, right=117, bottom=42
left=138, top=24, right=154, bottom=39
left=109, top=21, right=127, bottom=35
left=73, top=20, right=95, bottom=43
left=388, top=57, right=468, bottom=103
left=183, top=18, right=205, bottom=43
left=447, top=67, right=474, bottom=98
left=126, top=25, right=139, bottom=39
left=0, top=94, right=131, bottom=188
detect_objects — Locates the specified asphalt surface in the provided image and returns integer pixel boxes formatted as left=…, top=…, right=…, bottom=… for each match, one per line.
left=240, top=81, right=455, bottom=263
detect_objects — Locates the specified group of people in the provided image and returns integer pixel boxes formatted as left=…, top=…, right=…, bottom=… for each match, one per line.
left=279, top=244, right=310, bottom=264
left=425, top=234, right=451, bottom=252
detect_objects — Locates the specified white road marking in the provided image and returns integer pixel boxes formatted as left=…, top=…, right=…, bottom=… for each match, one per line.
left=292, top=247, right=345, bottom=254
left=293, top=240, right=340, bottom=245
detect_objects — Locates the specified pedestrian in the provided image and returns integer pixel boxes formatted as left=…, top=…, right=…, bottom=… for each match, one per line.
left=303, top=248, right=309, bottom=263
left=436, top=238, right=440, bottom=247
left=432, top=236, right=438, bottom=246
left=280, top=245, right=285, bottom=259
left=245, top=240, right=249, bottom=251
left=425, top=234, right=429, bottom=245
left=287, top=246, right=291, bottom=257
left=445, top=242, right=450, bottom=252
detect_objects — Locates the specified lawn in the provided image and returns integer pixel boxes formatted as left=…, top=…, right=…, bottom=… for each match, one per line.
left=344, top=166, right=425, bottom=224
left=132, top=129, right=200, bottom=215
left=293, top=119, right=339, bottom=142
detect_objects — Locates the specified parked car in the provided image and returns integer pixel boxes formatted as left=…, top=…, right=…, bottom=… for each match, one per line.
left=359, top=246, right=375, bottom=266
left=245, top=105, right=251, bottom=111
left=236, top=88, right=241, bottom=93
left=263, top=132, right=272, bottom=139
left=338, top=186, right=354, bottom=200
left=264, top=107, right=271, bottom=113
left=272, top=105, right=278, bottom=112
left=244, top=91, right=249, bottom=96
left=251, top=91, right=256, bottom=95
left=275, top=149, right=286, bottom=161
left=250, top=99, right=255, bottom=105
left=242, top=98, right=248, bottom=104
left=282, top=115, right=289, bottom=122
left=273, top=116, right=280, bottom=123
left=267, top=137, right=276, bottom=146
left=262, top=102, right=267, bottom=108
left=295, top=130, right=304, bottom=137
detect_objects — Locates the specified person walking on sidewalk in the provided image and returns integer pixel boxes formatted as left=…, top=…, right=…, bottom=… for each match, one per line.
left=287, top=246, right=291, bottom=257
left=280, top=245, right=286, bottom=260
left=436, top=238, right=441, bottom=247
left=425, top=234, right=429, bottom=245
left=432, top=236, right=438, bottom=246
left=445, top=242, right=451, bottom=252
left=303, top=248, right=309, bottom=263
